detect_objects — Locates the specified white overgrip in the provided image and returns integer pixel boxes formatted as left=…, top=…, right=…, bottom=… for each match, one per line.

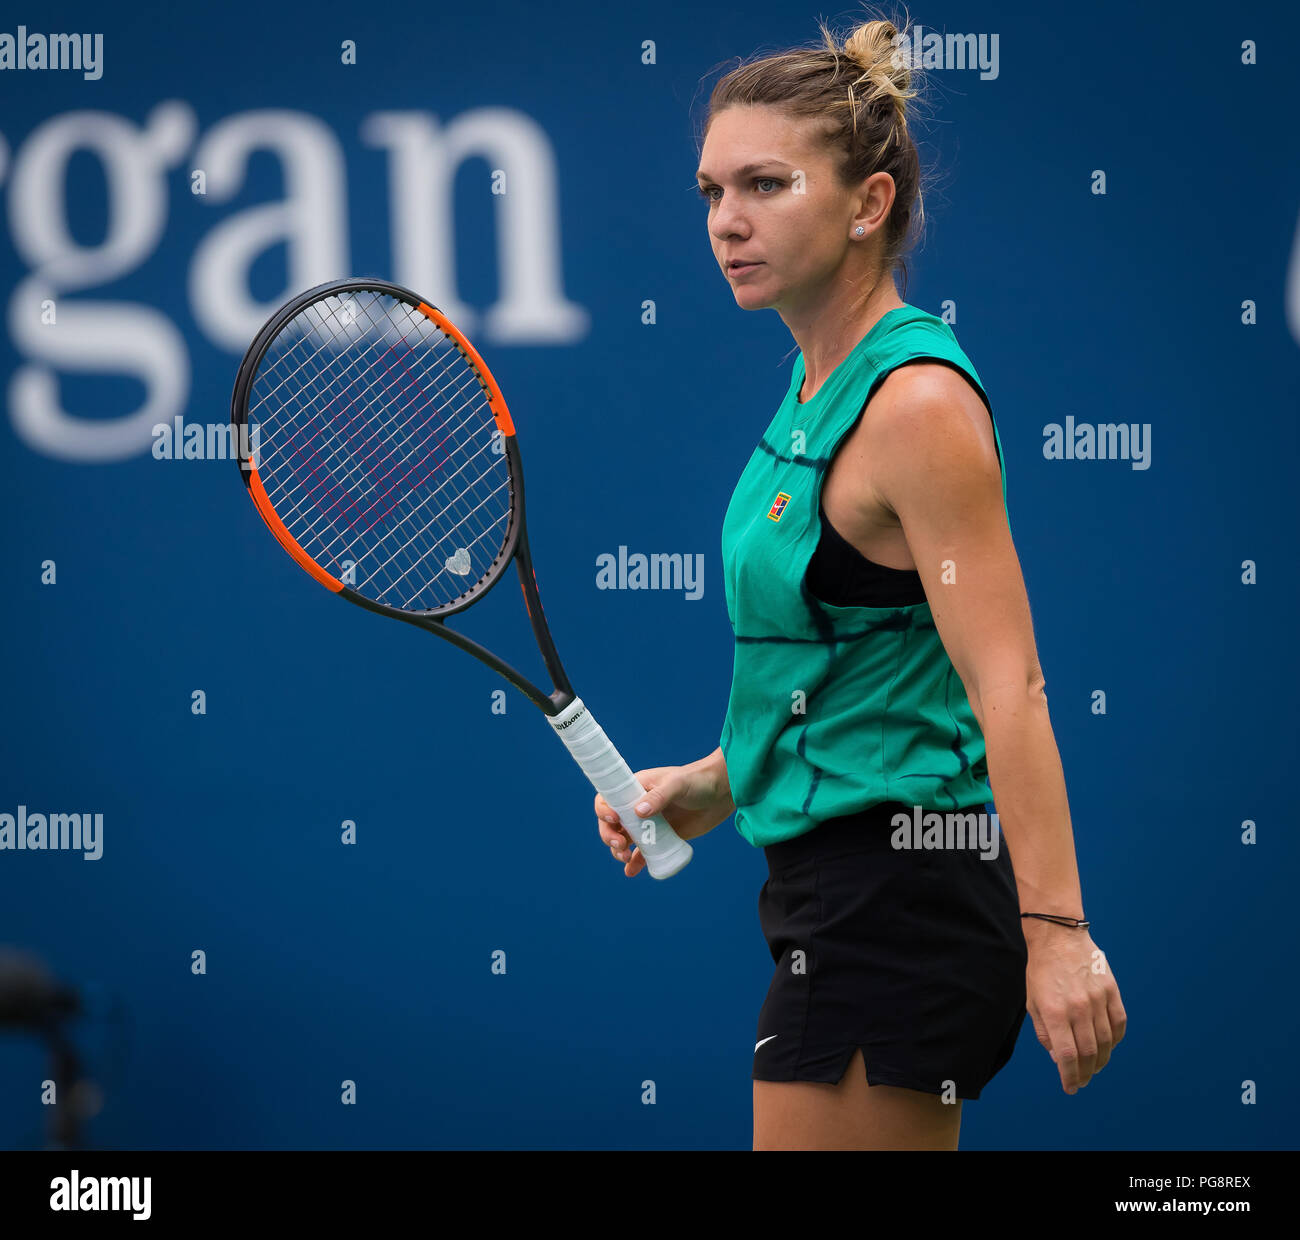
left=547, top=697, right=693, bottom=880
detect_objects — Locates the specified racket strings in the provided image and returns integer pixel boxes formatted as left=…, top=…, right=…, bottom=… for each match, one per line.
left=255, top=293, right=507, bottom=587
left=328, top=306, right=511, bottom=586
left=356, top=447, right=511, bottom=597
left=247, top=290, right=513, bottom=611
left=266, top=322, right=485, bottom=565
left=320, top=354, right=510, bottom=604
left=258, top=312, right=469, bottom=594
left=256, top=301, right=442, bottom=544
left=259, top=301, right=487, bottom=567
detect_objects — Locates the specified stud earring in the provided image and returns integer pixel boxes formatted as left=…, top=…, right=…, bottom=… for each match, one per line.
left=854, top=226, right=865, bottom=236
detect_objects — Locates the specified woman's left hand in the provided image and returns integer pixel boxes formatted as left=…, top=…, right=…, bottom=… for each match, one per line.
left=1024, top=926, right=1127, bottom=1094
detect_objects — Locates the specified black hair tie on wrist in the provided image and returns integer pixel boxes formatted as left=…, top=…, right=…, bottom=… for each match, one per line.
left=1021, top=913, right=1090, bottom=928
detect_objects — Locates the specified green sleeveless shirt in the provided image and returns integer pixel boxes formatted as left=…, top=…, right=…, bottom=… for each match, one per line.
left=719, top=305, right=1010, bottom=848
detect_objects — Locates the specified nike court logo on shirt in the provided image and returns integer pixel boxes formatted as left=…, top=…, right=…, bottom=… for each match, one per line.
left=754, top=1035, right=778, bottom=1053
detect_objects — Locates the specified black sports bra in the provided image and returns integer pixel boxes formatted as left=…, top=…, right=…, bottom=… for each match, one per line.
left=806, top=501, right=927, bottom=608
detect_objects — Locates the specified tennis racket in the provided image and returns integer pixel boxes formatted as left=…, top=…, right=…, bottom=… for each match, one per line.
left=229, top=277, right=693, bottom=879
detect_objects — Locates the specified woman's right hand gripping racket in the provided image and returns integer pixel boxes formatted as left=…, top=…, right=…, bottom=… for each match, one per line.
left=230, top=277, right=693, bottom=879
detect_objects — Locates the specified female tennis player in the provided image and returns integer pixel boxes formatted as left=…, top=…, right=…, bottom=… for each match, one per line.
left=594, top=11, right=1127, bottom=1151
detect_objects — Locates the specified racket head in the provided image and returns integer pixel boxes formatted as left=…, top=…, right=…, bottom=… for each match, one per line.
left=231, top=278, right=524, bottom=620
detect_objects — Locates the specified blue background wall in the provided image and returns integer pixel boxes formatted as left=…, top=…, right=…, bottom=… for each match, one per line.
left=1, top=0, right=1296, bottom=1149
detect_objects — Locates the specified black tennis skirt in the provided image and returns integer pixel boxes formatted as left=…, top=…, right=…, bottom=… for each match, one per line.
left=752, top=800, right=1028, bottom=1100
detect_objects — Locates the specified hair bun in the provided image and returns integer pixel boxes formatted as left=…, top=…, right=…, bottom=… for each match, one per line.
left=842, top=18, right=913, bottom=113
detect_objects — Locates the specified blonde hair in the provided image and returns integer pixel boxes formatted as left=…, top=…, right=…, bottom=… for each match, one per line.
left=699, top=7, right=928, bottom=295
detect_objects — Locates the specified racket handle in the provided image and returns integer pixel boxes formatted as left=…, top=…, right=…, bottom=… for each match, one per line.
left=547, top=697, right=694, bottom=880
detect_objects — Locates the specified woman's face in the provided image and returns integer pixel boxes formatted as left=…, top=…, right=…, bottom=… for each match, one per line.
left=696, top=104, right=859, bottom=313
